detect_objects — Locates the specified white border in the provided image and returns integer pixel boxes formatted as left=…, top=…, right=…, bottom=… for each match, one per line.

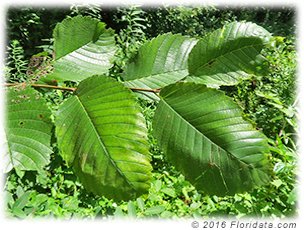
left=0, top=0, right=303, bottom=229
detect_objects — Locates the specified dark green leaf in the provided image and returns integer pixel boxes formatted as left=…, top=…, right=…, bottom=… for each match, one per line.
left=188, top=22, right=271, bottom=86
left=55, top=76, right=152, bottom=200
left=123, top=33, right=197, bottom=99
left=153, top=82, right=271, bottom=196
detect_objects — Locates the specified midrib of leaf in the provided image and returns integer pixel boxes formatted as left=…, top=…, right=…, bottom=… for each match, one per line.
left=75, top=95, right=136, bottom=192
left=124, top=69, right=187, bottom=87
left=194, top=42, right=262, bottom=74
left=160, top=97, right=264, bottom=170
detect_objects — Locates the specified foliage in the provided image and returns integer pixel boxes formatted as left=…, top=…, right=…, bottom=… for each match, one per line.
left=5, top=40, right=28, bottom=83
left=223, top=37, right=297, bottom=140
left=55, top=76, right=152, bottom=200
left=6, top=7, right=70, bottom=58
left=5, top=16, right=272, bottom=200
left=144, top=6, right=295, bottom=38
left=4, top=6, right=297, bottom=219
left=109, top=6, right=148, bottom=79
left=46, top=16, right=117, bottom=82
left=187, top=22, right=270, bottom=87
left=123, top=33, right=197, bottom=100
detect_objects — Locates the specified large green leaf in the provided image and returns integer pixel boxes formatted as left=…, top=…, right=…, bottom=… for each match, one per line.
left=55, top=76, right=152, bottom=200
left=152, top=82, right=271, bottom=196
left=187, top=22, right=271, bottom=87
left=48, top=16, right=116, bottom=82
left=5, top=86, right=53, bottom=172
left=122, top=33, right=197, bottom=100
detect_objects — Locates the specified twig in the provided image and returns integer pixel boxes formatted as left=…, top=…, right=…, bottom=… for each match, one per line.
left=4, top=82, right=160, bottom=93
left=4, top=83, right=76, bottom=92
left=130, top=87, right=160, bottom=93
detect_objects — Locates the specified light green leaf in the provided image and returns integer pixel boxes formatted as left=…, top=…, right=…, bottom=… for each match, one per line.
left=271, top=179, right=283, bottom=188
left=5, top=86, right=53, bottom=172
left=153, top=82, right=271, bottom=196
left=48, top=15, right=116, bottom=82
left=161, top=188, right=176, bottom=198
left=187, top=22, right=271, bottom=86
left=144, top=205, right=166, bottom=215
left=55, top=76, right=152, bottom=200
left=136, top=197, right=145, bottom=211
left=127, top=201, right=137, bottom=217
left=123, top=33, right=197, bottom=99
left=12, top=191, right=33, bottom=214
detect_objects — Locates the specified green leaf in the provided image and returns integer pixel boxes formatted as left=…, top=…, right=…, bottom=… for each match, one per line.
left=154, top=179, right=162, bottom=192
left=55, top=76, right=152, bottom=200
left=5, top=86, right=53, bottom=172
left=271, top=179, right=283, bottom=188
left=127, top=201, right=137, bottom=217
left=136, top=197, right=145, bottom=211
left=144, top=205, right=166, bottom=215
left=48, top=16, right=116, bottom=82
left=12, top=191, right=33, bottom=213
left=123, top=33, right=197, bottom=99
left=187, top=22, right=271, bottom=87
left=161, top=187, right=176, bottom=198
left=152, top=82, right=271, bottom=196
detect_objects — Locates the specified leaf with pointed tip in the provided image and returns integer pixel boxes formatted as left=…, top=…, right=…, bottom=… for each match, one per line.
left=152, top=82, right=271, bottom=196
left=122, top=33, right=197, bottom=100
left=5, top=86, right=53, bottom=172
left=47, top=16, right=116, bottom=82
left=187, top=22, right=271, bottom=87
left=55, top=76, right=152, bottom=200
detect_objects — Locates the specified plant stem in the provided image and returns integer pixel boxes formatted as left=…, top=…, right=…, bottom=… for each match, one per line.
left=4, top=82, right=160, bottom=93
left=4, top=82, right=76, bottom=92
left=129, top=87, right=160, bottom=93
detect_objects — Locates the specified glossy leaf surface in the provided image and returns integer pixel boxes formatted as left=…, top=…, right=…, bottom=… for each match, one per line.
left=188, top=22, right=271, bottom=86
left=153, top=82, right=271, bottom=196
left=49, top=16, right=116, bottom=82
left=55, top=76, right=152, bottom=200
left=123, top=33, right=197, bottom=99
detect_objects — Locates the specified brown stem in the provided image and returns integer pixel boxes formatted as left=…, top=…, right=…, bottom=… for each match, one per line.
left=4, top=83, right=76, bottom=92
left=130, top=87, right=160, bottom=93
left=4, top=82, right=160, bottom=93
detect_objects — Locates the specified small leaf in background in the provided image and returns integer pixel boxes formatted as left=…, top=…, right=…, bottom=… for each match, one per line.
left=160, top=210, right=174, bottom=218
left=271, top=179, right=283, bottom=188
left=287, top=188, right=296, bottom=205
left=114, top=206, right=125, bottom=217
left=12, top=191, right=33, bottom=217
left=154, top=180, right=162, bottom=192
left=136, top=197, right=145, bottom=211
left=161, top=188, right=176, bottom=198
left=144, top=205, right=166, bottom=216
left=127, top=201, right=137, bottom=217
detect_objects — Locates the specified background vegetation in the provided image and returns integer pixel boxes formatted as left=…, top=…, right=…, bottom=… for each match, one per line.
left=4, top=4, right=297, bottom=218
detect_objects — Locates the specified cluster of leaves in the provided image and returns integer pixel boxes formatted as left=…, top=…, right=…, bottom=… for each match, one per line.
left=109, top=6, right=148, bottom=79
left=144, top=6, right=295, bottom=38
left=4, top=6, right=297, bottom=219
left=5, top=40, right=28, bottom=83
